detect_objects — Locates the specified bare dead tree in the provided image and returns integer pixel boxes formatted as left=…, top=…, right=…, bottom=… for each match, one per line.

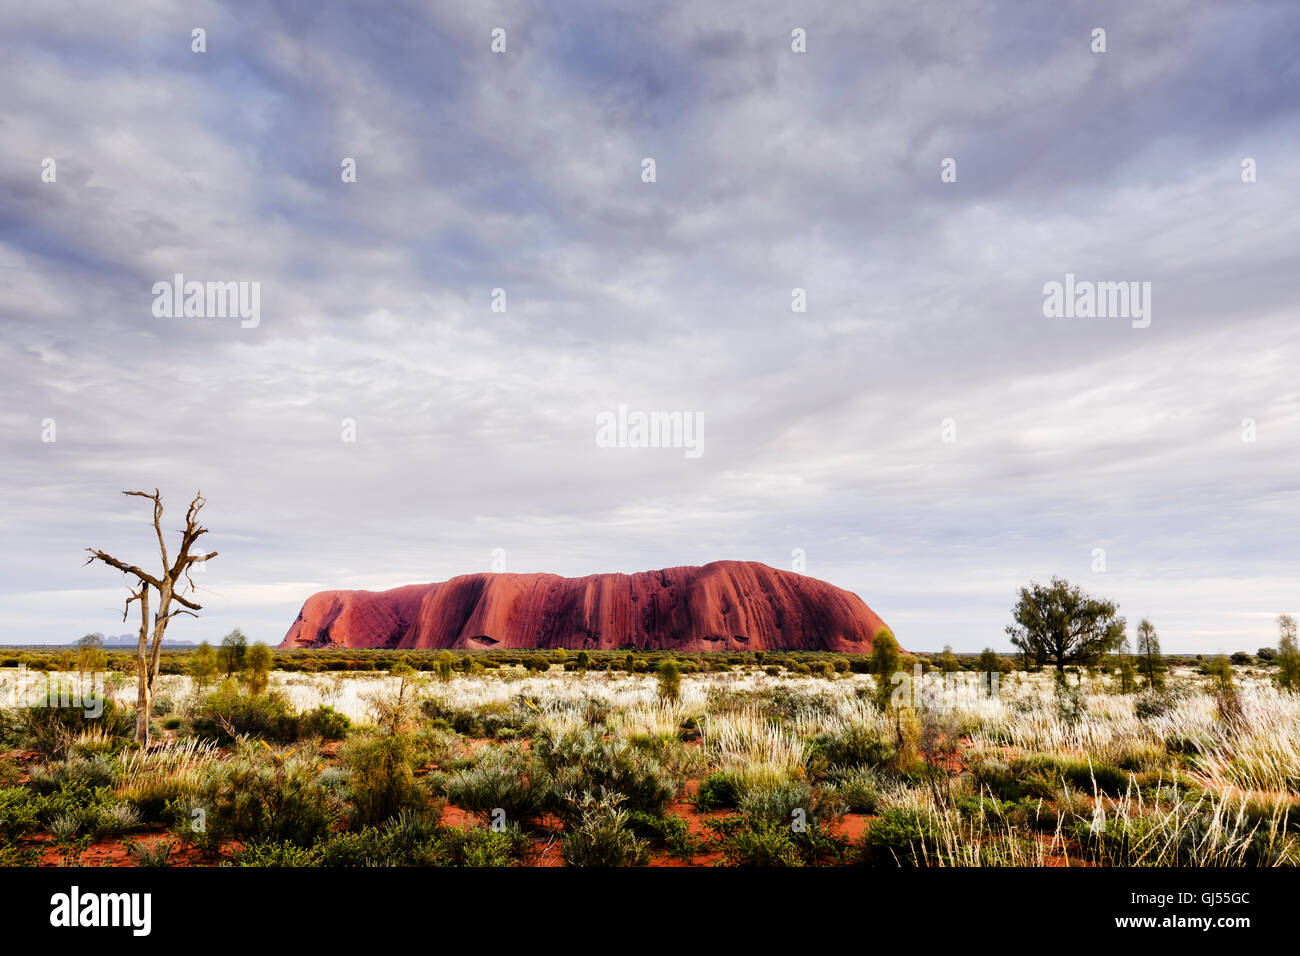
left=85, top=490, right=217, bottom=745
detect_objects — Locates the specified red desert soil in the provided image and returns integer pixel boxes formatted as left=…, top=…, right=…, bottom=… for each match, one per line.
left=36, top=831, right=216, bottom=867
left=280, top=560, right=890, bottom=653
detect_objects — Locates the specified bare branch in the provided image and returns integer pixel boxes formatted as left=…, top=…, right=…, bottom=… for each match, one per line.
left=85, top=548, right=163, bottom=590
left=168, top=492, right=211, bottom=580
left=121, top=584, right=147, bottom=623
left=123, top=489, right=168, bottom=575
left=171, top=591, right=203, bottom=612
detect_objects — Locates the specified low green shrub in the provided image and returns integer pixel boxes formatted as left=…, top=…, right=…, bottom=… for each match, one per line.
left=300, top=705, right=351, bottom=741
left=825, top=765, right=884, bottom=814
left=230, top=841, right=323, bottom=867
left=626, top=810, right=698, bottom=859
left=0, top=787, right=41, bottom=839
left=809, top=725, right=894, bottom=771
left=342, top=733, right=427, bottom=829
left=861, top=807, right=943, bottom=866
left=181, top=743, right=339, bottom=850
left=561, top=792, right=648, bottom=867
left=534, top=729, right=677, bottom=820
left=28, top=755, right=118, bottom=794
left=19, top=694, right=129, bottom=756
left=694, top=771, right=741, bottom=811
left=189, top=685, right=300, bottom=745
left=441, top=743, right=550, bottom=827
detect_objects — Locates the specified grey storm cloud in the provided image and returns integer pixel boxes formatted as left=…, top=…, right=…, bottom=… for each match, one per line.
left=0, top=0, right=1296, bottom=650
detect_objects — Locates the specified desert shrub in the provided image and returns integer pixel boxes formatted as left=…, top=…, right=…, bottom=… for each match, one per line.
left=421, top=698, right=524, bottom=739
left=1018, top=754, right=1131, bottom=797
left=1164, top=730, right=1214, bottom=756
left=1053, top=679, right=1088, bottom=725
left=28, top=755, right=118, bottom=794
left=0, top=787, right=41, bottom=839
left=190, top=684, right=300, bottom=745
left=0, top=844, right=39, bottom=867
left=316, top=813, right=528, bottom=867
left=299, top=705, right=351, bottom=741
left=1066, top=810, right=1295, bottom=867
left=435, top=824, right=531, bottom=866
left=27, top=778, right=113, bottom=829
left=825, top=765, right=884, bottom=813
left=316, top=812, right=437, bottom=867
left=230, top=841, right=323, bottom=867
left=185, top=744, right=338, bottom=849
left=739, top=779, right=820, bottom=828
left=561, top=791, right=648, bottom=867
left=441, top=743, right=550, bottom=827
left=124, top=837, right=174, bottom=867
left=969, top=757, right=1051, bottom=801
left=694, top=771, right=741, bottom=811
left=1134, top=689, right=1178, bottom=720
left=861, top=807, right=942, bottom=866
left=1214, top=686, right=1244, bottom=724
left=1203, top=655, right=1235, bottom=690
left=533, top=729, right=677, bottom=819
left=342, top=733, right=427, bottom=829
left=91, top=802, right=141, bottom=838
left=656, top=661, right=681, bottom=702
left=720, top=818, right=804, bottom=866
left=626, top=810, right=698, bottom=859
left=124, top=776, right=200, bottom=824
left=19, top=693, right=128, bottom=756
left=809, top=724, right=893, bottom=771
left=49, top=812, right=83, bottom=843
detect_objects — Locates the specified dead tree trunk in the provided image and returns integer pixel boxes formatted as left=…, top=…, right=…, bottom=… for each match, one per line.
left=86, top=490, right=217, bottom=746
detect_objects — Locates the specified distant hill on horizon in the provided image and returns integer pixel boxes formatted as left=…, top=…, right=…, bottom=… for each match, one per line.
left=0, top=632, right=200, bottom=649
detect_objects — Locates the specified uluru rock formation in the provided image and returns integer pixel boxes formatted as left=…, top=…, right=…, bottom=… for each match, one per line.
left=280, top=560, right=891, bottom=653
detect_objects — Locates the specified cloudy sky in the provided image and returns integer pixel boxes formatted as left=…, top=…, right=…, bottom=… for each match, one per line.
left=2, top=0, right=1297, bottom=651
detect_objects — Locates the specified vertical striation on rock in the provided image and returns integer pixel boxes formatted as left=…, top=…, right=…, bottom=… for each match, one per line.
left=280, top=560, right=891, bottom=653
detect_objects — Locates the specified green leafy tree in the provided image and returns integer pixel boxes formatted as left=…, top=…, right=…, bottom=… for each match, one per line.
left=245, top=643, right=273, bottom=694
left=190, top=640, right=217, bottom=691
left=1005, top=578, right=1126, bottom=675
left=218, top=629, right=248, bottom=678
left=1206, top=654, right=1234, bottom=692
left=435, top=650, right=455, bottom=682
left=1135, top=619, right=1163, bottom=689
left=940, top=644, right=958, bottom=673
left=1114, top=636, right=1135, bottom=694
left=870, top=630, right=902, bottom=709
left=76, top=634, right=106, bottom=678
left=656, top=660, right=681, bottom=702
left=1277, top=614, right=1299, bottom=692
left=575, top=650, right=591, bottom=672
